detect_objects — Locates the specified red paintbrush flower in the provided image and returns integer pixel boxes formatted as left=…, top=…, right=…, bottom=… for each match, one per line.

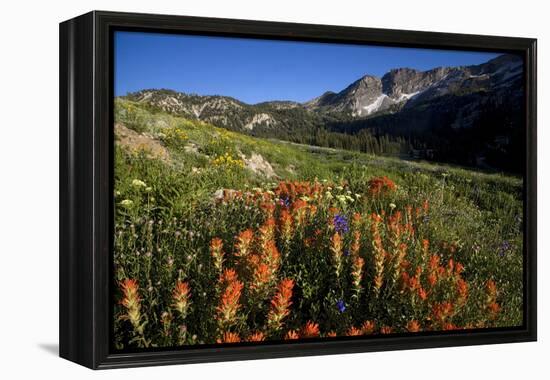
left=351, top=256, right=365, bottom=294
left=361, top=321, right=376, bottom=335
left=248, top=331, right=265, bottom=342
left=210, top=237, right=224, bottom=273
left=267, top=278, right=294, bottom=332
left=285, top=330, right=300, bottom=340
left=418, top=287, right=428, bottom=301
left=216, top=269, right=244, bottom=328
left=368, top=176, right=396, bottom=197
left=235, top=229, right=254, bottom=258
left=279, top=209, right=293, bottom=243
left=301, top=321, right=320, bottom=338
left=217, top=332, right=241, bottom=344
left=172, top=280, right=191, bottom=318
left=119, top=279, right=145, bottom=336
left=407, top=320, right=421, bottom=333
left=456, top=278, right=469, bottom=305
left=347, top=326, right=362, bottom=336
left=432, top=302, right=454, bottom=323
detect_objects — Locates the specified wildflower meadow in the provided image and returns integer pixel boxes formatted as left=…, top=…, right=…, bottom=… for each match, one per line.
left=113, top=99, right=523, bottom=349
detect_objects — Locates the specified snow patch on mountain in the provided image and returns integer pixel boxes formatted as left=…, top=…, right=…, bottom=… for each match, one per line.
left=362, top=94, right=389, bottom=115
left=397, top=91, right=421, bottom=101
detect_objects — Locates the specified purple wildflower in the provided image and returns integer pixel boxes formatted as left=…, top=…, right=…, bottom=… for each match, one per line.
left=279, top=197, right=290, bottom=208
left=336, top=300, right=346, bottom=313
left=333, top=214, right=349, bottom=234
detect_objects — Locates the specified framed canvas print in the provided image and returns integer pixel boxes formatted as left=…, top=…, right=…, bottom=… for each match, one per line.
left=59, top=11, right=537, bottom=369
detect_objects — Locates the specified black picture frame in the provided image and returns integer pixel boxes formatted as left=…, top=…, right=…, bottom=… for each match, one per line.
left=59, top=10, right=537, bottom=369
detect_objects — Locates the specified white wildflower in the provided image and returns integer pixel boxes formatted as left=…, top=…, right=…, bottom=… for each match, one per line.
left=132, top=179, right=147, bottom=188
left=336, top=195, right=347, bottom=204
left=120, top=199, right=133, bottom=207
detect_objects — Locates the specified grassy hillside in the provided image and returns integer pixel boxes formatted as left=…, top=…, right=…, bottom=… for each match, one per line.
left=113, top=98, right=523, bottom=349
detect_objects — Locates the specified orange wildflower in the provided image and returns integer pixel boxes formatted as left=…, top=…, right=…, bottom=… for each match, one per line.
left=262, top=240, right=281, bottom=273
left=371, top=213, right=385, bottom=294
left=326, top=331, right=337, bottom=338
left=210, top=238, right=224, bottom=272
left=427, top=272, right=438, bottom=287
left=387, top=211, right=403, bottom=240
left=488, top=302, right=501, bottom=316
left=119, top=279, right=142, bottom=331
left=368, top=176, right=396, bottom=197
left=258, top=218, right=276, bottom=244
left=423, top=199, right=430, bottom=214
left=279, top=209, right=293, bottom=243
left=351, top=256, right=365, bottom=295
left=234, top=229, right=254, bottom=258
left=217, top=269, right=244, bottom=328
left=220, top=268, right=238, bottom=284
left=361, top=321, right=375, bottom=335
left=447, top=258, right=455, bottom=275
left=442, top=322, right=458, bottom=331
left=352, top=212, right=363, bottom=229
left=485, top=279, right=500, bottom=318
left=249, top=259, right=272, bottom=292
left=432, top=302, right=454, bottom=323
left=428, top=254, right=440, bottom=271
left=260, top=202, right=276, bottom=218
left=285, top=330, right=300, bottom=340
left=400, top=271, right=411, bottom=291
left=248, top=331, right=265, bottom=342
left=380, top=326, right=393, bottom=334
left=351, top=230, right=361, bottom=256
left=301, top=321, right=320, bottom=338
left=418, top=287, right=428, bottom=301
left=292, top=199, right=308, bottom=225
left=407, top=320, right=421, bottom=333
left=347, top=326, right=362, bottom=336
left=456, top=278, right=469, bottom=305
left=330, top=232, right=344, bottom=278
left=172, top=280, right=191, bottom=318
left=267, top=279, right=295, bottom=332
left=217, top=332, right=241, bottom=344
left=486, top=280, right=498, bottom=298
left=391, top=242, right=407, bottom=286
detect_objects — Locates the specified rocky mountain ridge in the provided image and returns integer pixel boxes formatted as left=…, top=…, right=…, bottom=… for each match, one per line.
left=123, top=53, right=524, bottom=172
left=127, top=54, right=522, bottom=130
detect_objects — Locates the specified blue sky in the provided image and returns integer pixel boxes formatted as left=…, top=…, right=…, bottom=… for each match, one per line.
left=114, top=31, right=501, bottom=104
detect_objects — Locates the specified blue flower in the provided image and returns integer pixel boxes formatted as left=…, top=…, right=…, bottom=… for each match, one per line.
left=343, top=249, right=350, bottom=257
left=333, top=214, right=349, bottom=234
left=336, top=300, right=346, bottom=313
left=279, top=197, right=290, bottom=207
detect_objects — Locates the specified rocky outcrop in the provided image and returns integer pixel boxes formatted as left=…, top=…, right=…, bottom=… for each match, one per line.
left=115, top=123, right=170, bottom=161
